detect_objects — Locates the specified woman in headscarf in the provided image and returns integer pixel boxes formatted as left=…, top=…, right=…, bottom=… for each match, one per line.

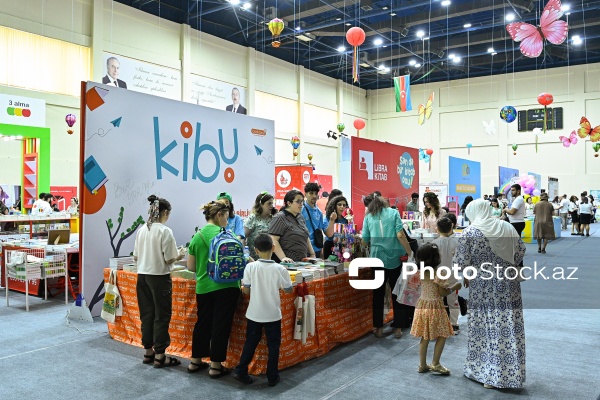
left=453, top=199, right=526, bottom=389
left=533, top=193, right=555, bottom=254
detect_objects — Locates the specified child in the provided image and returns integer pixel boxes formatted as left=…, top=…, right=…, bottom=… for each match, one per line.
left=433, top=217, right=461, bottom=334
left=234, top=233, right=293, bottom=387
left=410, top=243, right=461, bottom=374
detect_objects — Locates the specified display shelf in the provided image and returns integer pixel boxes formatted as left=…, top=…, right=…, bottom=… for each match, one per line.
left=0, top=215, right=77, bottom=237
left=22, top=153, right=38, bottom=209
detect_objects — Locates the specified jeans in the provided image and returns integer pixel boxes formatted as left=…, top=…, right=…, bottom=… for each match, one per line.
left=137, top=274, right=172, bottom=354
left=235, top=319, right=281, bottom=382
left=560, top=213, right=568, bottom=230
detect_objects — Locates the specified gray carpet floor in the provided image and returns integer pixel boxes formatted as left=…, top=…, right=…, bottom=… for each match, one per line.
left=1, top=225, right=599, bottom=400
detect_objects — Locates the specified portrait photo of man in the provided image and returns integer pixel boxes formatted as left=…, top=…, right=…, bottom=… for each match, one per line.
left=225, top=87, right=247, bottom=114
left=102, top=57, right=127, bottom=88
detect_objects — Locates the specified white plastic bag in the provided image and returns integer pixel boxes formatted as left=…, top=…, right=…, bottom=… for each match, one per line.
left=101, top=270, right=122, bottom=323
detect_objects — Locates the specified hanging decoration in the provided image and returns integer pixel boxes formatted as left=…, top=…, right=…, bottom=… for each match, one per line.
left=506, top=0, right=568, bottom=58
left=307, top=153, right=313, bottom=164
left=290, top=136, right=300, bottom=159
left=425, top=149, right=433, bottom=172
left=418, top=149, right=430, bottom=170
left=512, top=143, right=519, bottom=155
left=353, top=118, right=365, bottom=137
left=417, top=92, right=435, bottom=125
left=345, top=27, right=366, bottom=83
left=466, top=143, right=472, bottom=155
left=337, top=123, right=345, bottom=133
left=500, top=106, right=517, bottom=123
left=559, top=131, right=578, bottom=148
left=578, top=116, right=600, bottom=142
left=593, top=143, right=600, bottom=157
left=533, top=127, right=542, bottom=152
left=537, top=92, right=553, bottom=133
left=517, top=174, right=537, bottom=196
left=483, top=119, right=496, bottom=135
left=65, top=114, right=76, bottom=135
left=268, top=18, right=285, bottom=48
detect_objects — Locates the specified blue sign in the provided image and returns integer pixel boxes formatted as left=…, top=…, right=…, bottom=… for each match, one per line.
left=398, top=152, right=416, bottom=189
left=449, top=156, right=481, bottom=206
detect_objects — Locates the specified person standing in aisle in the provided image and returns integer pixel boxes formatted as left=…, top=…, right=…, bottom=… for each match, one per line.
left=569, top=195, right=580, bottom=235
left=422, top=192, right=447, bottom=233
left=134, top=195, right=184, bottom=368
left=558, top=194, right=569, bottom=230
left=502, top=184, right=526, bottom=267
left=234, top=234, right=293, bottom=387
left=302, top=182, right=335, bottom=258
left=578, top=197, right=593, bottom=237
left=187, top=200, right=241, bottom=377
left=533, top=193, right=555, bottom=254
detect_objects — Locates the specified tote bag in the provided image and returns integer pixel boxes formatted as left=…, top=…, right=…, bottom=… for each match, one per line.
left=101, top=270, right=123, bottom=323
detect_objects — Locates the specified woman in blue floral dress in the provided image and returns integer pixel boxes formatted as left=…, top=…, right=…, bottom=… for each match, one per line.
left=453, top=199, right=526, bottom=389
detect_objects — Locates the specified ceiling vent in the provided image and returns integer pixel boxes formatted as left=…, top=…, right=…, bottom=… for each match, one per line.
left=361, top=0, right=373, bottom=11
left=264, top=6, right=277, bottom=20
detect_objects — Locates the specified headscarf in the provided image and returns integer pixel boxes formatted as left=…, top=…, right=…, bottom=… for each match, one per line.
left=466, top=199, right=520, bottom=264
left=147, top=198, right=160, bottom=229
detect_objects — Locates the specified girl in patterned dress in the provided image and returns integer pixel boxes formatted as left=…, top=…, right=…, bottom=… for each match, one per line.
left=410, top=243, right=462, bottom=374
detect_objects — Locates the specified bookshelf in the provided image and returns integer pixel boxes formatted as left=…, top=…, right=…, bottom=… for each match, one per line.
left=23, top=153, right=38, bottom=209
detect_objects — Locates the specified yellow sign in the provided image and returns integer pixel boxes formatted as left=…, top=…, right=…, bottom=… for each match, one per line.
left=456, top=184, right=476, bottom=193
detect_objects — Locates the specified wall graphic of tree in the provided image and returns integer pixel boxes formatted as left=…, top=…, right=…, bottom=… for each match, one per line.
left=89, top=207, right=144, bottom=311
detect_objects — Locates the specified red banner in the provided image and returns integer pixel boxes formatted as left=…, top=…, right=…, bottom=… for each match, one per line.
left=274, top=165, right=313, bottom=207
left=351, top=137, right=419, bottom=230
left=313, top=174, right=333, bottom=194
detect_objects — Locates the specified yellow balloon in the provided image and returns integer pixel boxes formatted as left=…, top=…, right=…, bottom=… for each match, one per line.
left=268, top=18, right=284, bottom=37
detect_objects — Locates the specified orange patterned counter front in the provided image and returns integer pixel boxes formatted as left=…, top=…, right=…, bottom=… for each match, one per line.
left=104, top=269, right=382, bottom=375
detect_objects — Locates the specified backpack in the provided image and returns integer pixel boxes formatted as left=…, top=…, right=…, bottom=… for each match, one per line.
left=204, top=229, right=246, bottom=283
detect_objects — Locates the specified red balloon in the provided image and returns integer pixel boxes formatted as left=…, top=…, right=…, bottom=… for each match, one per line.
left=425, top=149, right=433, bottom=156
left=353, top=118, right=366, bottom=130
left=346, top=27, right=366, bottom=47
left=537, top=93, right=553, bottom=106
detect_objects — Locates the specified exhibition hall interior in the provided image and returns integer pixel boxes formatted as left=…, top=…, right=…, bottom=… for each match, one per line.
left=0, top=0, right=598, bottom=398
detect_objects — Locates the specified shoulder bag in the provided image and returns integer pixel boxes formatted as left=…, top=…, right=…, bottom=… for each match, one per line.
left=304, top=205, right=324, bottom=248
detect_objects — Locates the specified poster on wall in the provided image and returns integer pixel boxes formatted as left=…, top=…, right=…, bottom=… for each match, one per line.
left=102, top=53, right=182, bottom=101
left=0, top=94, right=46, bottom=128
left=81, top=81, right=275, bottom=314
left=351, top=137, right=419, bottom=230
left=528, top=172, right=542, bottom=190
left=499, top=166, right=519, bottom=195
left=548, top=177, right=559, bottom=200
left=0, top=184, right=21, bottom=208
left=186, top=75, right=247, bottom=115
left=274, top=165, right=313, bottom=207
left=449, top=157, right=481, bottom=206
left=419, top=183, right=448, bottom=211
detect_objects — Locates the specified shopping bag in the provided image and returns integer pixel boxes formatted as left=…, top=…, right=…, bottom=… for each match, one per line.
left=301, top=295, right=316, bottom=344
left=101, top=270, right=122, bottom=323
left=293, top=297, right=303, bottom=340
left=393, top=273, right=421, bottom=307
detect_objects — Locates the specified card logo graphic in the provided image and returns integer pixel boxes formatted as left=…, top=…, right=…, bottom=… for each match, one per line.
left=277, top=170, right=291, bottom=188
left=302, top=170, right=311, bottom=183
left=358, top=150, right=374, bottom=180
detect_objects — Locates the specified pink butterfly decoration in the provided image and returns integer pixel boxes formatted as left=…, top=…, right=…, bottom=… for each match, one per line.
left=506, top=0, right=569, bottom=58
left=559, top=131, right=578, bottom=148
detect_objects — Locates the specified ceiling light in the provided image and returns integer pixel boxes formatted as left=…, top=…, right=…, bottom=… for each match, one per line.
left=345, top=23, right=352, bottom=26
left=242, top=2, right=251, bottom=9
left=379, top=64, right=386, bottom=70
left=441, top=0, right=451, bottom=6
left=417, top=30, right=425, bottom=38
left=390, top=12, right=397, bottom=16
left=336, top=17, right=341, bottom=21
left=423, top=37, right=430, bottom=40
left=337, top=45, right=346, bottom=52
left=488, top=47, right=495, bottom=53
left=448, top=53, right=455, bottom=59
left=296, top=33, right=315, bottom=42
left=296, top=26, right=301, bottom=31
left=229, top=0, right=240, bottom=5
left=409, top=59, right=416, bottom=66
left=415, top=63, right=422, bottom=68
left=374, top=38, right=383, bottom=46
left=463, top=23, right=472, bottom=28
left=382, top=6, right=388, bottom=10
left=383, top=45, right=388, bottom=48
left=561, top=4, right=570, bottom=11
left=491, top=52, right=497, bottom=56
left=572, top=35, right=583, bottom=45
left=453, top=56, right=461, bottom=63
left=505, top=13, right=515, bottom=22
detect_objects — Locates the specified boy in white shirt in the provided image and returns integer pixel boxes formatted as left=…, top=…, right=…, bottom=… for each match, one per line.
left=234, top=234, right=293, bottom=387
left=433, top=217, right=461, bottom=334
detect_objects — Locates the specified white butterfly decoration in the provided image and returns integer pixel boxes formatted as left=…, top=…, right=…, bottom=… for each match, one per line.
left=483, top=119, right=496, bottom=135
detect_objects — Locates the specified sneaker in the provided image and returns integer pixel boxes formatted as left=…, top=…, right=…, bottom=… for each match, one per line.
left=233, top=373, right=253, bottom=384
left=268, top=376, right=281, bottom=387
left=452, top=325, right=460, bottom=335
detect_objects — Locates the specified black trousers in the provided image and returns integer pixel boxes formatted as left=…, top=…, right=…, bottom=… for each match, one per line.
left=192, top=287, right=240, bottom=362
left=511, top=222, right=526, bottom=267
left=235, top=319, right=281, bottom=381
left=372, top=266, right=414, bottom=329
left=136, top=274, right=172, bottom=354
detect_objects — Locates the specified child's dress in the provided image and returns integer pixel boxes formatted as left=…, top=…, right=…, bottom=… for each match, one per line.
left=410, top=277, right=454, bottom=340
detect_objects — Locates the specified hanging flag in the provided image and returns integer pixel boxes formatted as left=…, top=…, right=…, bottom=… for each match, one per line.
left=394, top=75, right=412, bottom=112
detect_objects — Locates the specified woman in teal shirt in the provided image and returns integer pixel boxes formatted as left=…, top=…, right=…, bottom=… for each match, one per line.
left=362, top=195, right=412, bottom=339
left=490, top=197, right=503, bottom=218
left=187, top=200, right=240, bottom=378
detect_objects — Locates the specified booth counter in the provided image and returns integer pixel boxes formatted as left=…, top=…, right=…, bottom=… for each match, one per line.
left=522, top=216, right=562, bottom=243
left=104, top=268, right=386, bottom=375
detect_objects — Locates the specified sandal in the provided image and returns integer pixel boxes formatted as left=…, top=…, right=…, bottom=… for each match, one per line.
left=394, top=328, right=403, bottom=339
left=209, top=366, right=231, bottom=379
left=154, top=356, right=181, bottom=369
left=187, top=361, right=209, bottom=373
left=418, top=365, right=431, bottom=373
left=430, top=364, right=450, bottom=375
left=142, top=353, right=155, bottom=364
